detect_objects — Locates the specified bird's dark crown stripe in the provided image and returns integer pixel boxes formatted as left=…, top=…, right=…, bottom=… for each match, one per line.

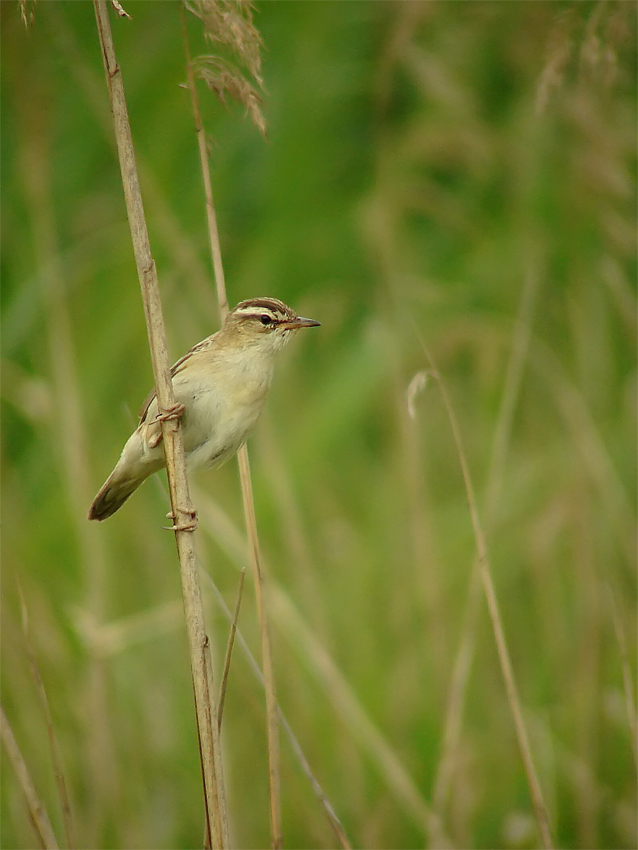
left=235, top=297, right=293, bottom=318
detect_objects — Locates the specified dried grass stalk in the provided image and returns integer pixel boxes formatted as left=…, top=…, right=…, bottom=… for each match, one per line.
left=433, top=269, right=540, bottom=812
left=217, top=567, right=246, bottom=728
left=1, top=706, right=59, bottom=850
left=92, top=2, right=228, bottom=845
left=19, top=589, right=75, bottom=849
left=182, top=7, right=281, bottom=845
left=423, top=348, right=555, bottom=850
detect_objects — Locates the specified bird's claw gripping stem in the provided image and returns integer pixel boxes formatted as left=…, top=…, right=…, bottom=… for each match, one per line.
left=148, top=403, right=186, bottom=449
left=163, top=508, right=198, bottom=533
left=157, top=405, right=194, bottom=531
left=155, top=402, right=186, bottom=424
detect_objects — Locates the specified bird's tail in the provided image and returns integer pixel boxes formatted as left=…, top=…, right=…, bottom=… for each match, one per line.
left=88, top=467, right=149, bottom=521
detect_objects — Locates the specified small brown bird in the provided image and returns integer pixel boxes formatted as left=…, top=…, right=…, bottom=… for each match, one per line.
left=88, top=297, right=320, bottom=521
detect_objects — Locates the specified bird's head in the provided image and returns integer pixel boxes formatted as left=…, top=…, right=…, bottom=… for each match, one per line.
left=223, top=297, right=321, bottom=353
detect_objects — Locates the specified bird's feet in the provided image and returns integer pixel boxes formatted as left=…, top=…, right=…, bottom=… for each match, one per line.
left=155, top=402, right=186, bottom=424
left=164, top=507, right=198, bottom=533
left=148, top=403, right=186, bottom=448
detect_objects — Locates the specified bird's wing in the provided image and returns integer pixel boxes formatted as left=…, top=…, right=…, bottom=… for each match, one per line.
left=138, top=335, right=214, bottom=423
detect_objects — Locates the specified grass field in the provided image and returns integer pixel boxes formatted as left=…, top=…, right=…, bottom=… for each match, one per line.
left=2, top=2, right=636, bottom=848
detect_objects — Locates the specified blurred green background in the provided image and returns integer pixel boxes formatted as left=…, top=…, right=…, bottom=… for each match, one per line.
left=2, top=1, right=636, bottom=848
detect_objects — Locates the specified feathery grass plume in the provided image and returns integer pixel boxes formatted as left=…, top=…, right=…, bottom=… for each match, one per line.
left=19, top=0, right=36, bottom=28
left=536, top=1, right=632, bottom=113
left=186, top=0, right=266, bottom=136
left=187, top=0, right=263, bottom=83
left=535, top=8, right=576, bottom=115
left=578, top=0, right=627, bottom=88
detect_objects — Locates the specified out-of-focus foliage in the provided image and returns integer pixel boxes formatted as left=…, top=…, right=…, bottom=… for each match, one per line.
left=1, top=2, right=636, bottom=848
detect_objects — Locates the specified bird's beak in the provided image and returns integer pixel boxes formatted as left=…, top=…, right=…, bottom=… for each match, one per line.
left=282, top=316, right=321, bottom=330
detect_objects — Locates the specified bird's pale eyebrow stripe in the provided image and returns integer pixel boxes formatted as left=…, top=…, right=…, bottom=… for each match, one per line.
left=239, top=307, right=276, bottom=317
left=236, top=309, right=280, bottom=325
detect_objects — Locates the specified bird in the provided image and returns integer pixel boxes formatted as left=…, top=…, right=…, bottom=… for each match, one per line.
left=88, top=297, right=320, bottom=521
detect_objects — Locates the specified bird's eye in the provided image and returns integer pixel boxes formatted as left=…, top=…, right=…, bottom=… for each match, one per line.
left=260, top=314, right=272, bottom=326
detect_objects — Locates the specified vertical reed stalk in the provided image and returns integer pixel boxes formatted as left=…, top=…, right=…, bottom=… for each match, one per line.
left=433, top=268, right=540, bottom=812
left=205, top=573, right=353, bottom=850
left=607, top=585, right=638, bottom=770
left=182, top=10, right=282, bottom=846
left=18, top=74, right=114, bottom=843
left=19, top=588, right=75, bottom=850
left=194, top=487, right=352, bottom=847
left=92, top=2, right=228, bottom=845
left=236, top=449, right=282, bottom=847
left=0, top=707, right=59, bottom=850
left=217, top=567, right=246, bottom=728
left=424, top=349, right=554, bottom=850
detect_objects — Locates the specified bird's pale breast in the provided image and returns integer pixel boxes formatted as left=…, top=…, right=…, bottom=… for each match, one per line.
left=176, top=349, right=274, bottom=471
